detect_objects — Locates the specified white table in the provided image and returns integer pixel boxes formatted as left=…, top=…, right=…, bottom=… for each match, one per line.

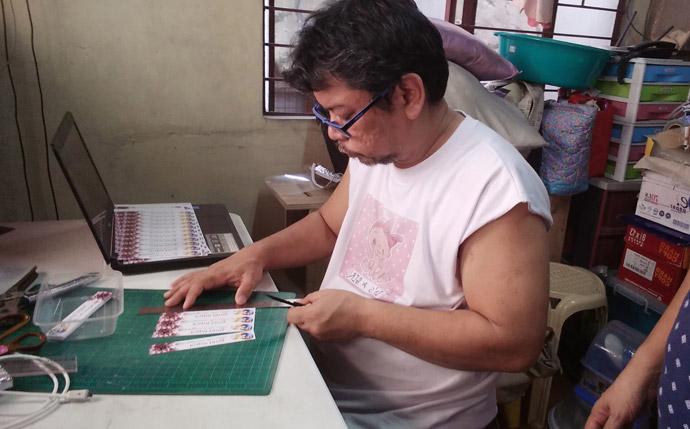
left=0, top=216, right=346, bottom=428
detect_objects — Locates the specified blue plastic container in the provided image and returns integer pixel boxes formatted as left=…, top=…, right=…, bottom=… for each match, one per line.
left=495, top=32, right=613, bottom=89
left=611, top=123, right=665, bottom=143
left=601, top=61, right=690, bottom=83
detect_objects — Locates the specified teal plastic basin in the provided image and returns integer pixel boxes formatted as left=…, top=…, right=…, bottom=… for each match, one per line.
left=495, top=32, right=614, bottom=89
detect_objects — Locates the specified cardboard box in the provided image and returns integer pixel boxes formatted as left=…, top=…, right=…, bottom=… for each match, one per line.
left=635, top=171, right=690, bottom=234
left=621, top=214, right=690, bottom=268
left=618, top=245, right=685, bottom=304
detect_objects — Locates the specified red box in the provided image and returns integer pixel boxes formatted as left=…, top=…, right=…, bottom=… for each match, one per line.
left=624, top=224, right=690, bottom=268
left=618, top=245, right=685, bottom=305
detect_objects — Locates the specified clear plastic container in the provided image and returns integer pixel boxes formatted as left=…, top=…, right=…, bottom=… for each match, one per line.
left=579, top=320, right=647, bottom=396
left=33, top=271, right=124, bottom=341
left=549, top=386, right=649, bottom=429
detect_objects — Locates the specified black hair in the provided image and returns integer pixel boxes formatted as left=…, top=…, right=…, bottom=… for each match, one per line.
left=282, top=0, right=448, bottom=104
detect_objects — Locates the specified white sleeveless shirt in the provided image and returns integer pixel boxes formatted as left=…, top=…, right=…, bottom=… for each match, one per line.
left=309, top=115, right=552, bottom=428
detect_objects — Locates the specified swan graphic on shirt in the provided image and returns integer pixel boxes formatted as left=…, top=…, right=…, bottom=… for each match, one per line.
left=339, top=194, right=418, bottom=302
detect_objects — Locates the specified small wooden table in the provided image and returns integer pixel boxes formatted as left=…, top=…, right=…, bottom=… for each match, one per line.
left=265, top=173, right=333, bottom=223
left=262, top=174, right=334, bottom=294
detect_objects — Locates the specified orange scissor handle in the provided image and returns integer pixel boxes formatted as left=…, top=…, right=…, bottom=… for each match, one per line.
left=0, top=312, right=46, bottom=355
left=0, top=313, right=30, bottom=340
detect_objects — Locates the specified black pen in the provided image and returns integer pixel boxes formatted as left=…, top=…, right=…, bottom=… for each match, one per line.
left=265, top=293, right=304, bottom=307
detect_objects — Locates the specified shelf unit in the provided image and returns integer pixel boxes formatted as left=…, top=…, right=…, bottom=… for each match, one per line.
left=596, top=57, right=690, bottom=182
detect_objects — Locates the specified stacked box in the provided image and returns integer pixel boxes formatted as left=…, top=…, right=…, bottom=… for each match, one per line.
left=617, top=214, right=690, bottom=304
left=635, top=171, right=690, bottom=234
left=618, top=246, right=684, bottom=304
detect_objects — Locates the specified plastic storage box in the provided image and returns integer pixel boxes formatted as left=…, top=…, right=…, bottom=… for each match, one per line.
left=611, top=121, right=665, bottom=142
left=33, top=271, right=124, bottom=341
left=548, top=386, right=595, bottom=429
left=549, top=321, right=650, bottom=429
left=596, top=58, right=690, bottom=125
left=596, top=80, right=690, bottom=102
left=495, top=32, right=612, bottom=89
left=549, top=385, right=649, bottom=429
left=601, top=57, right=690, bottom=83
left=605, top=160, right=641, bottom=180
left=605, top=275, right=666, bottom=335
left=579, top=320, right=646, bottom=396
left=608, top=99, right=682, bottom=122
left=608, top=142, right=645, bottom=161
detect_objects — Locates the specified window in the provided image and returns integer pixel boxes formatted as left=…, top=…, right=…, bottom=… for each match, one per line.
left=263, top=1, right=318, bottom=117
left=263, top=0, right=625, bottom=116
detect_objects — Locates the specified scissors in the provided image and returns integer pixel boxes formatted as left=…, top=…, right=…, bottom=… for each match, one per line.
left=0, top=313, right=47, bottom=356
left=0, top=266, right=40, bottom=315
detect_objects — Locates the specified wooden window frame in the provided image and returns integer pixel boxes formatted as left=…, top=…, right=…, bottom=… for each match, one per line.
left=264, top=0, right=626, bottom=116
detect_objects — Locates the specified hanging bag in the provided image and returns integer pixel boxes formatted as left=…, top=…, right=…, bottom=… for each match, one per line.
left=567, top=93, right=615, bottom=177
left=540, top=100, right=598, bottom=195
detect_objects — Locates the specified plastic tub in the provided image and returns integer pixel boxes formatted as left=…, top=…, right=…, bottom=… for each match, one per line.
left=33, top=271, right=124, bottom=341
left=495, top=32, right=613, bottom=89
left=549, top=386, right=649, bottom=429
left=580, top=320, right=646, bottom=390
left=605, top=275, right=666, bottom=335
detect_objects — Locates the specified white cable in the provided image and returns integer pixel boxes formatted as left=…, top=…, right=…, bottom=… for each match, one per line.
left=0, top=355, right=63, bottom=428
left=0, top=354, right=81, bottom=429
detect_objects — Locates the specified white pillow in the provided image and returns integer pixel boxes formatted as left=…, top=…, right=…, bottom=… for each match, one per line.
left=444, top=61, right=548, bottom=156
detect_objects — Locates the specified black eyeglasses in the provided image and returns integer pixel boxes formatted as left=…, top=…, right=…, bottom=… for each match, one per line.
left=312, top=87, right=391, bottom=139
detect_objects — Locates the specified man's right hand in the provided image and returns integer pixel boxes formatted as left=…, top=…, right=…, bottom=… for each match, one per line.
left=163, top=250, right=265, bottom=309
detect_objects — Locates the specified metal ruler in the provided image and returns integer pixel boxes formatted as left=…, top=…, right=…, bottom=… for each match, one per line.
left=2, top=355, right=78, bottom=377
left=137, top=300, right=293, bottom=315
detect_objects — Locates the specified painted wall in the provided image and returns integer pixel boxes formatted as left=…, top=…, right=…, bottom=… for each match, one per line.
left=0, top=0, right=329, bottom=232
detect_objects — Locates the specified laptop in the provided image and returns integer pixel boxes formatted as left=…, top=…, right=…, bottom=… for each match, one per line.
left=50, top=111, right=244, bottom=274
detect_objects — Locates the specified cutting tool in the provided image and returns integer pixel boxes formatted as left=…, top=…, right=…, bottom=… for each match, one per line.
left=0, top=313, right=46, bottom=355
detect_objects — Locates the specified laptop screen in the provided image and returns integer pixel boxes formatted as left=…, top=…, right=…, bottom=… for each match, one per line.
left=51, top=112, right=115, bottom=261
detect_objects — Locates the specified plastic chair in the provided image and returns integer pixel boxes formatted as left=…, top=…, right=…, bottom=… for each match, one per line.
left=526, top=262, right=608, bottom=428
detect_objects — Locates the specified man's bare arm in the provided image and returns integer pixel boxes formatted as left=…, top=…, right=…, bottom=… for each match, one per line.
left=164, top=168, right=350, bottom=308
left=290, top=203, right=550, bottom=372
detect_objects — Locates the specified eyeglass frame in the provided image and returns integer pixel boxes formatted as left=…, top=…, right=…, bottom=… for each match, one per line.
left=312, top=87, right=392, bottom=138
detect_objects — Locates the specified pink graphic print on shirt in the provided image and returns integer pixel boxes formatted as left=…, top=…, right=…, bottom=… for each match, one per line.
left=339, top=194, right=418, bottom=302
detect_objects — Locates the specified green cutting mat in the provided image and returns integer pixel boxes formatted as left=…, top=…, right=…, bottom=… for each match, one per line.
left=13, top=289, right=293, bottom=395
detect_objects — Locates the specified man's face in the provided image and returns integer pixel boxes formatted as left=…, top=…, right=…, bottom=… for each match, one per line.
left=313, top=80, right=404, bottom=166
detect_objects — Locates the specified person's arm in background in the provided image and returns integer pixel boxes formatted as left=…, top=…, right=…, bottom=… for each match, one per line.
left=163, top=168, right=351, bottom=309
left=287, top=202, right=550, bottom=372
left=585, top=272, right=690, bottom=428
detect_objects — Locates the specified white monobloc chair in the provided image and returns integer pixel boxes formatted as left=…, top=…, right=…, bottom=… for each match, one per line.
left=526, top=262, right=608, bottom=428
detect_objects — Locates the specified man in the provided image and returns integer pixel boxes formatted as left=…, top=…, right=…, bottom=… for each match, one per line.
left=165, top=1, right=552, bottom=427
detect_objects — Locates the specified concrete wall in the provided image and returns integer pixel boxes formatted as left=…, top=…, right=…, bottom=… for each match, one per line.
left=0, top=0, right=330, bottom=232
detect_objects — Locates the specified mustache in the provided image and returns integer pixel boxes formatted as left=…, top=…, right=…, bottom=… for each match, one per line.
left=336, top=142, right=396, bottom=166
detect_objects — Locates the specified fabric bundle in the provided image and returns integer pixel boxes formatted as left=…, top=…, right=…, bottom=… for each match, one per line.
left=540, top=100, right=598, bottom=195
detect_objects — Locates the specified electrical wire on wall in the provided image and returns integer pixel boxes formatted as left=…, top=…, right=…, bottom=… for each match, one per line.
left=1, top=0, right=34, bottom=221
left=26, top=0, right=59, bottom=220
left=623, top=0, right=649, bottom=42
left=0, top=0, right=13, bottom=69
